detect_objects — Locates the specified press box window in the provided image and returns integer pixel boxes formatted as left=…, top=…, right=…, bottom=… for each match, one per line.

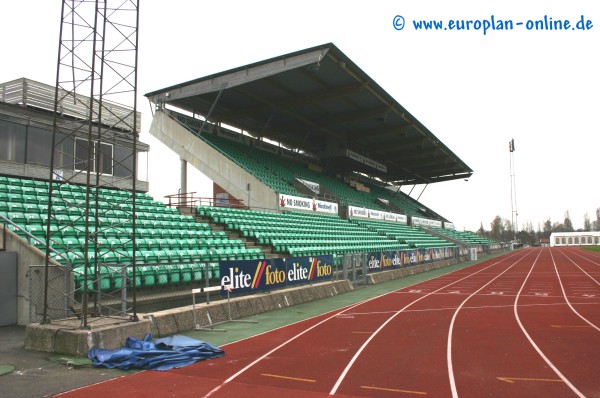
left=74, top=138, right=113, bottom=175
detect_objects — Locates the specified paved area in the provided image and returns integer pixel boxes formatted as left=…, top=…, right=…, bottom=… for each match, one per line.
left=0, top=325, right=125, bottom=398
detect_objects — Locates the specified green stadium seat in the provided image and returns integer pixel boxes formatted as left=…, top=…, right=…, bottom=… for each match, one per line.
left=177, top=264, right=193, bottom=283
left=166, top=265, right=181, bottom=284
left=155, top=265, right=170, bottom=285
left=7, top=193, right=23, bottom=203
left=139, top=266, right=156, bottom=287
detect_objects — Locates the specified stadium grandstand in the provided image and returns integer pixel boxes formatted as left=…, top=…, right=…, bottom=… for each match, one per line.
left=1, top=44, right=500, bottom=328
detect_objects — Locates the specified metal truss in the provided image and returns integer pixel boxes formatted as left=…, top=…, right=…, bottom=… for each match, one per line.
left=43, top=0, right=140, bottom=327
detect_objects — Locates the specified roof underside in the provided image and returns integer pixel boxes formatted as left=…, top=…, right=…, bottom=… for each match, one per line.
left=145, top=43, right=473, bottom=185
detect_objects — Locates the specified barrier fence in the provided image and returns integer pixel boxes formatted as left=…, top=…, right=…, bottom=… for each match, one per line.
left=26, top=245, right=474, bottom=324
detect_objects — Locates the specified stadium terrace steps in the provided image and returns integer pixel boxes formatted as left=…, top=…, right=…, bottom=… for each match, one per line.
left=349, top=218, right=455, bottom=249
left=196, top=205, right=456, bottom=258
left=191, top=210, right=278, bottom=260
left=427, top=226, right=494, bottom=246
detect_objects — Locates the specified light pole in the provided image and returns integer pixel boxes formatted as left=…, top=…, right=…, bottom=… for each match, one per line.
left=509, top=138, right=518, bottom=240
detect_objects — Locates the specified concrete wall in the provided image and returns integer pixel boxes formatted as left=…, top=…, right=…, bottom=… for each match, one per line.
left=149, top=111, right=278, bottom=210
left=3, top=229, right=52, bottom=325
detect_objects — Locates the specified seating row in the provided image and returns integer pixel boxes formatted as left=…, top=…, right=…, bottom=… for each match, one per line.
left=1, top=178, right=262, bottom=279
left=199, top=205, right=442, bottom=256
left=50, top=245, right=264, bottom=267
left=350, top=218, right=454, bottom=249
left=73, top=262, right=221, bottom=292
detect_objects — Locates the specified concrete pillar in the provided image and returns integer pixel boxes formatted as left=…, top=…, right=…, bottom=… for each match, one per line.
left=179, top=159, right=187, bottom=206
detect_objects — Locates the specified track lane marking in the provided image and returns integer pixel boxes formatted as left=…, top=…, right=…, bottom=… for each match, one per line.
left=549, top=250, right=600, bottom=332
left=329, top=251, right=525, bottom=396
left=203, top=266, right=465, bottom=398
left=497, top=376, right=563, bottom=384
left=261, top=373, right=316, bottom=383
left=362, top=385, right=427, bottom=395
left=447, top=249, right=533, bottom=398
left=514, top=248, right=587, bottom=398
left=550, top=325, right=593, bottom=329
left=202, top=299, right=369, bottom=397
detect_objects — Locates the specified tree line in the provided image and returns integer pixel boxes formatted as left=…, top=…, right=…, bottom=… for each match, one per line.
left=476, top=208, right=600, bottom=245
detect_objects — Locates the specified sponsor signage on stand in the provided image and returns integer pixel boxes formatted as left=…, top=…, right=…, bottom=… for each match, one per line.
left=219, top=255, right=334, bottom=295
left=278, top=194, right=338, bottom=215
left=347, top=206, right=407, bottom=225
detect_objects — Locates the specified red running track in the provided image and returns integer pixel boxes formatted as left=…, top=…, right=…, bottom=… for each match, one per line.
left=56, top=247, right=600, bottom=398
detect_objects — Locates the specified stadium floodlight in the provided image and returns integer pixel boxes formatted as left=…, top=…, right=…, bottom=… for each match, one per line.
left=509, top=138, right=518, bottom=238
left=44, top=0, right=141, bottom=327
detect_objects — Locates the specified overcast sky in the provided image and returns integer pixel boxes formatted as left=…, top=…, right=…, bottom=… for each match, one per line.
left=2, top=1, right=598, bottom=232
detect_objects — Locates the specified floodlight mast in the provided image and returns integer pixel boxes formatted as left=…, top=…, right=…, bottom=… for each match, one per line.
left=509, top=138, right=518, bottom=240
left=44, top=0, right=140, bottom=327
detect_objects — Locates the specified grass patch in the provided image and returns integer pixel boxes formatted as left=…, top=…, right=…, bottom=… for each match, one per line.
left=582, top=246, right=600, bottom=253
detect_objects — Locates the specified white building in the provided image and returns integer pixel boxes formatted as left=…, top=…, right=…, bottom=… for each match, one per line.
left=550, top=231, right=600, bottom=247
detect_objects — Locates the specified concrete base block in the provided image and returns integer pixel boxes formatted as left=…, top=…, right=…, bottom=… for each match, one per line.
left=24, top=280, right=352, bottom=357
left=25, top=318, right=151, bottom=357
left=147, top=280, right=352, bottom=337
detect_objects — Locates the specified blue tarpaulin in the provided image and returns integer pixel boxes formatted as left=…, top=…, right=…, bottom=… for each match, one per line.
left=88, top=333, right=225, bottom=371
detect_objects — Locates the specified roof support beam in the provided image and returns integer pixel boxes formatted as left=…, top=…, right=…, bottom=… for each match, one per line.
left=347, top=122, right=413, bottom=140
left=313, top=106, right=393, bottom=128
left=216, top=81, right=368, bottom=124
left=230, top=85, right=346, bottom=141
left=199, top=88, right=224, bottom=135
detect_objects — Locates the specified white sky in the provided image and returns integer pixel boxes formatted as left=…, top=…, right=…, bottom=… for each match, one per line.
left=1, top=0, right=598, bottom=232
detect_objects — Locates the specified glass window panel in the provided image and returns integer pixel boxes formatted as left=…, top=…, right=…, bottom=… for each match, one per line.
left=0, top=120, right=26, bottom=162
left=97, top=142, right=113, bottom=175
left=26, top=126, right=53, bottom=166
left=55, top=133, right=74, bottom=170
left=113, top=145, right=134, bottom=178
left=75, top=138, right=91, bottom=171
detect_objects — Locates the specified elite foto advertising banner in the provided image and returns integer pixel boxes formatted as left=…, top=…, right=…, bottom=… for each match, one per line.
left=219, top=255, right=334, bottom=295
left=366, top=247, right=455, bottom=272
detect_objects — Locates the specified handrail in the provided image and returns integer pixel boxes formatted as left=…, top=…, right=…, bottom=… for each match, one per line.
left=0, top=214, right=69, bottom=265
left=163, top=194, right=247, bottom=209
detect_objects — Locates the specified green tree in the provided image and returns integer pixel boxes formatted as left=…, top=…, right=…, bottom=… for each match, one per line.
left=553, top=222, right=565, bottom=232
left=490, top=216, right=503, bottom=241
left=542, top=219, right=552, bottom=239
left=583, top=213, right=592, bottom=231
left=563, top=211, right=574, bottom=232
left=593, top=208, right=600, bottom=231
left=504, top=218, right=514, bottom=241
left=477, top=222, right=486, bottom=236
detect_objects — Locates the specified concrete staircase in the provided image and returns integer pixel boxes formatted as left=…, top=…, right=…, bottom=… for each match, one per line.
left=189, top=209, right=280, bottom=259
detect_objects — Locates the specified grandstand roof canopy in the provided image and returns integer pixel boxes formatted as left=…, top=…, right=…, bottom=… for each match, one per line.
left=145, top=43, right=473, bottom=185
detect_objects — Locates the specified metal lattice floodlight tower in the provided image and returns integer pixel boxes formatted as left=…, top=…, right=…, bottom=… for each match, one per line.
left=43, top=0, right=140, bottom=327
left=509, top=138, right=518, bottom=240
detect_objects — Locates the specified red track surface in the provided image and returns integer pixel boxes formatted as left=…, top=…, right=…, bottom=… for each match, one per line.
left=56, top=247, right=600, bottom=398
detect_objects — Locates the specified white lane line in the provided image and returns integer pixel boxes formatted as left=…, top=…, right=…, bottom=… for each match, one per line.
left=566, top=249, right=600, bottom=266
left=558, top=249, right=600, bottom=287
left=446, top=250, right=531, bottom=398
left=549, top=250, right=600, bottom=332
left=202, top=300, right=368, bottom=398
left=514, top=248, right=586, bottom=398
left=202, top=257, right=495, bottom=397
left=329, top=251, right=525, bottom=396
